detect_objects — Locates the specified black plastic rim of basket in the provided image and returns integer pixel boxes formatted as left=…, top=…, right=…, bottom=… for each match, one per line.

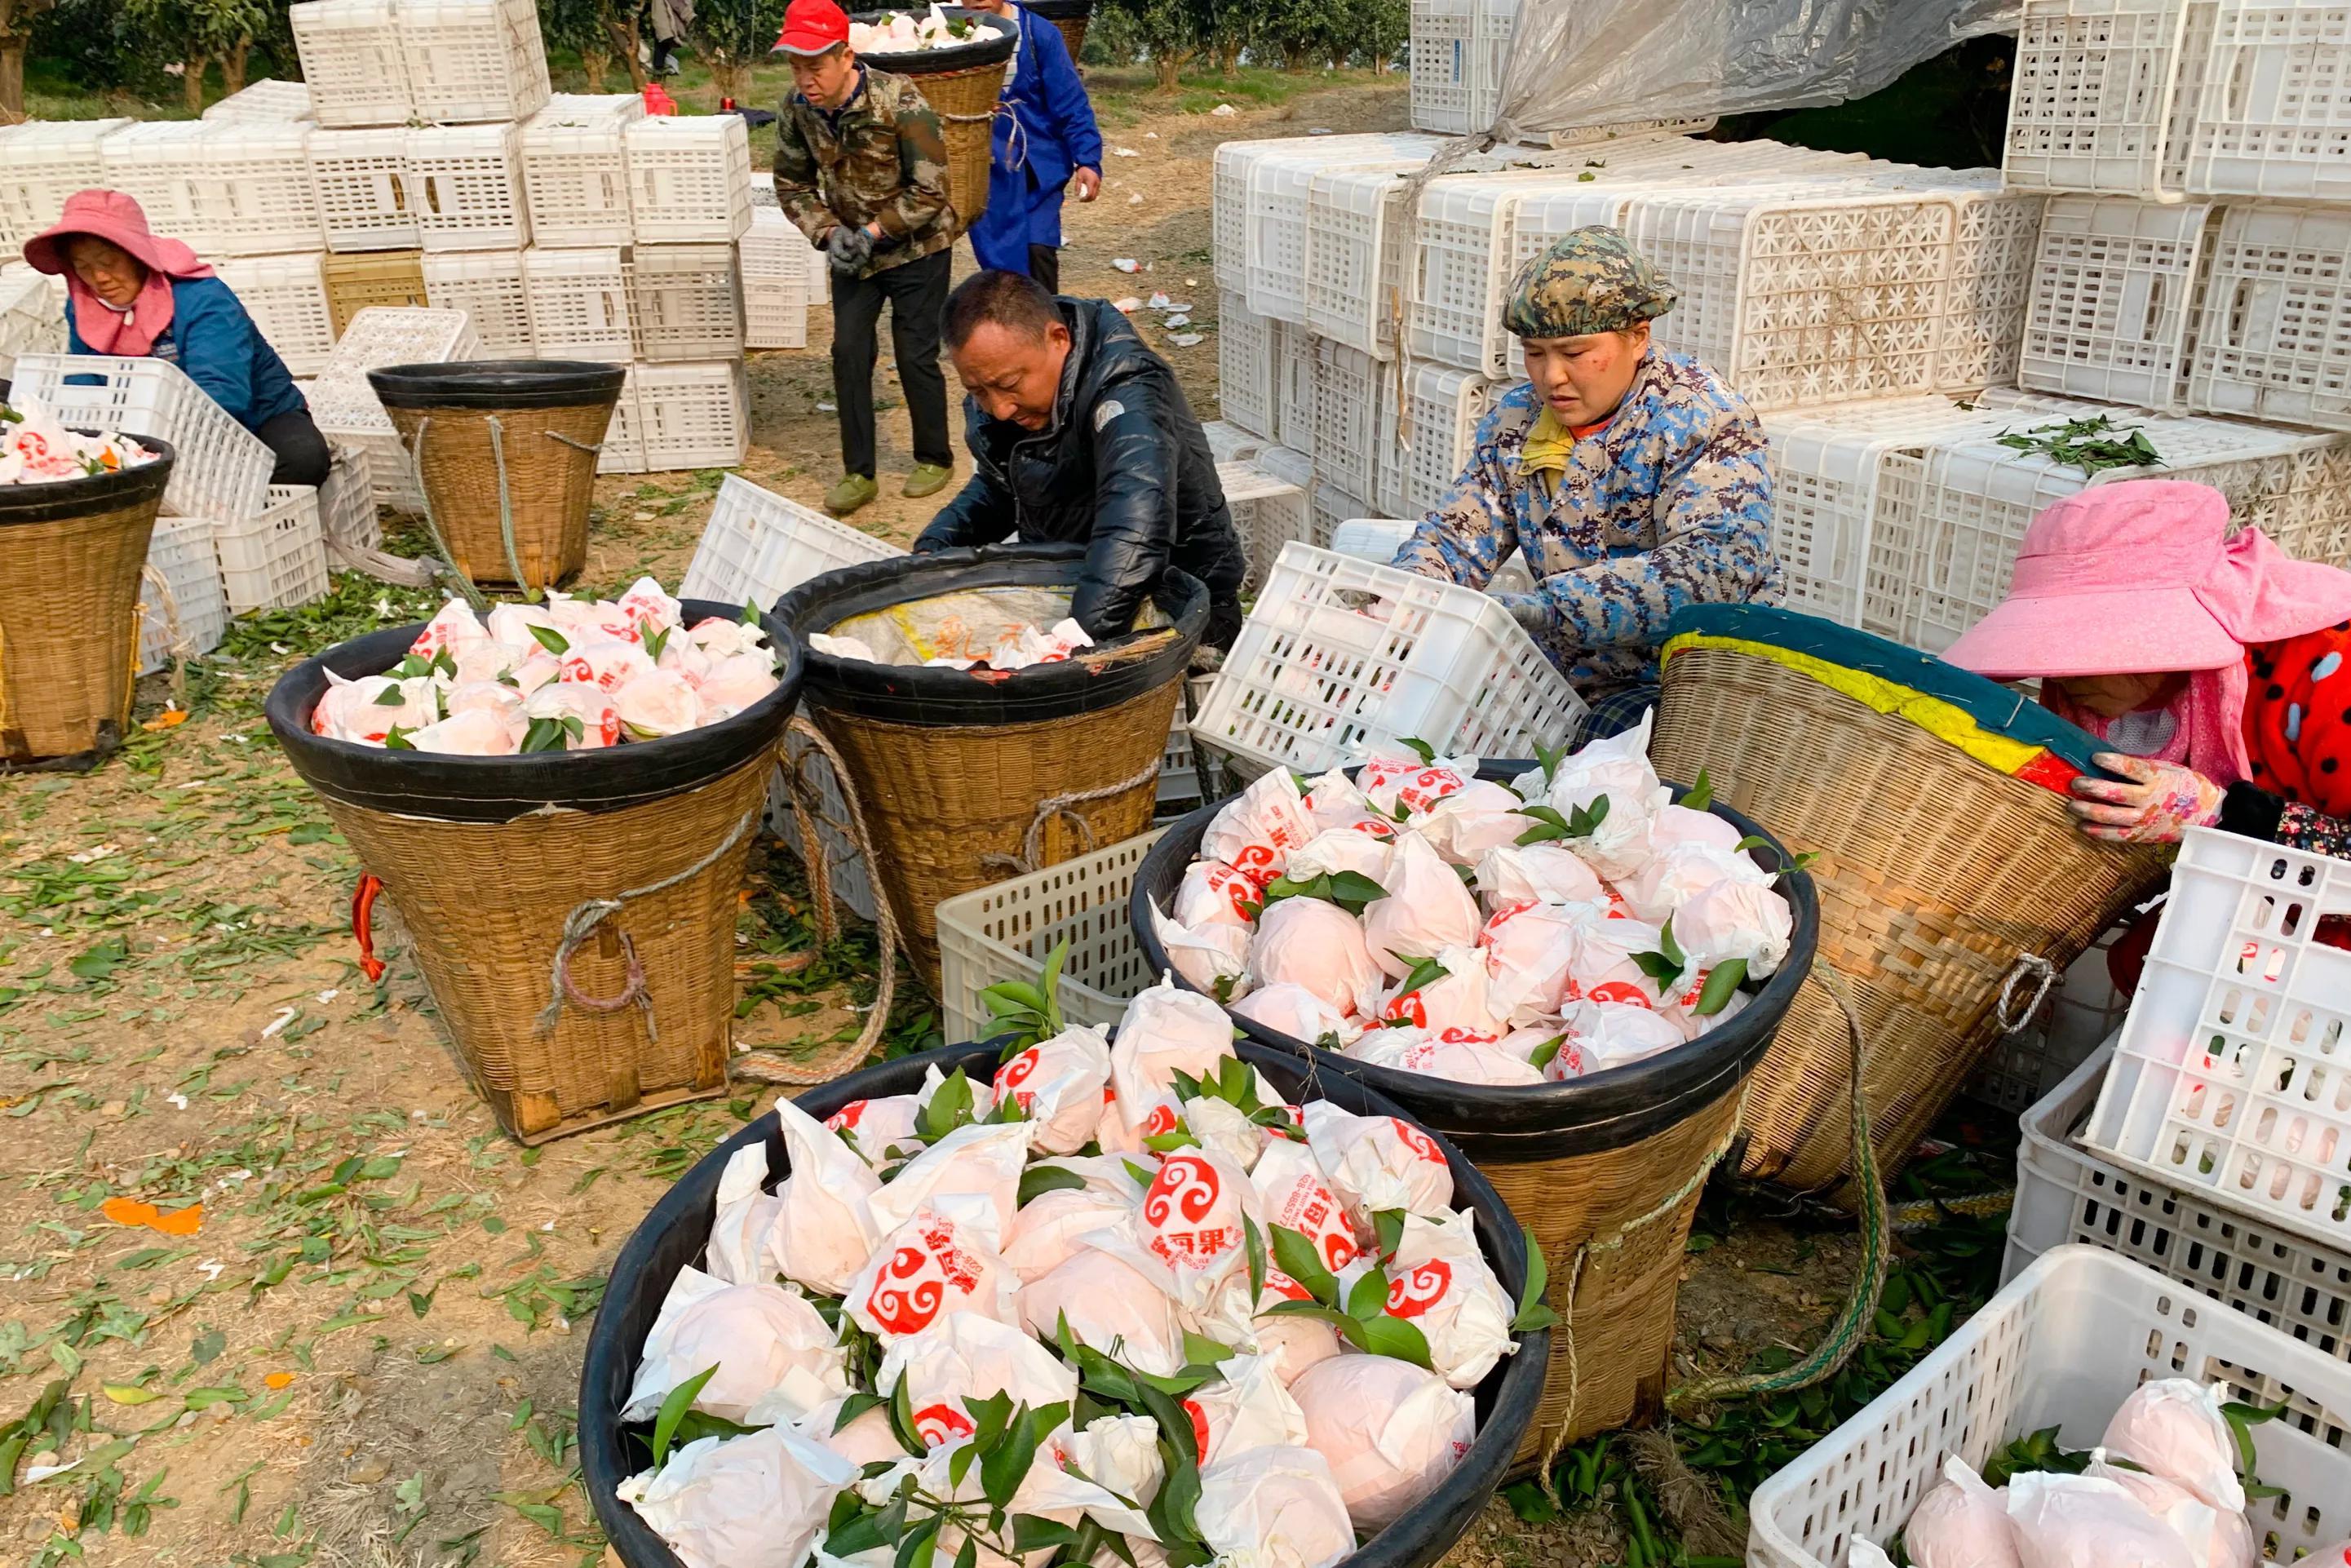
left=0, top=434, right=176, bottom=525
left=848, top=7, right=1017, bottom=71
left=774, top=542, right=1207, bottom=727
left=263, top=598, right=807, bottom=822
left=578, top=1037, right=1551, bottom=1568
left=1129, top=764, right=1821, bottom=1162
left=365, top=360, right=628, bottom=410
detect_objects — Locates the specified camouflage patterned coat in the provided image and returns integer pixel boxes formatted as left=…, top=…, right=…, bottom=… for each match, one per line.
left=1392, top=350, right=1780, bottom=694
left=774, top=65, right=957, bottom=278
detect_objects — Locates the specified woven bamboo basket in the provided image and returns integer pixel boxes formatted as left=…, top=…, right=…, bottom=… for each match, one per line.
left=858, top=9, right=1016, bottom=232
left=1130, top=765, right=1820, bottom=1461
left=322, top=250, right=428, bottom=337
left=0, top=437, right=175, bottom=769
left=775, top=543, right=1206, bottom=984
left=370, top=361, right=624, bottom=592
left=265, top=605, right=806, bottom=1144
left=1021, top=0, right=1091, bottom=64
left=1651, top=613, right=2166, bottom=1206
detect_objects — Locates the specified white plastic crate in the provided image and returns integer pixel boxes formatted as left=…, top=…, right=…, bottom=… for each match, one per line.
left=212, top=254, right=337, bottom=379
left=635, top=360, right=746, bottom=471
left=310, top=306, right=480, bottom=509
left=2083, top=826, right=2351, bottom=1253
left=188, top=123, right=327, bottom=257
left=680, top=473, right=903, bottom=609
left=936, top=830, right=1168, bottom=1047
left=1190, top=542, right=1587, bottom=777
left=1215, top=133, right=1437, bottom=299
left=1628, top=184, right=1960, bottom=412
left=309, top=128, right=421, bottom=253
left=2018, top=194, right=2214, bottom=409
left=396, top=0, right=551, bottom=126
left=628, top=243, right=743, bottom=362
left=409, top=124, right=530, bottom=252
left=0, top=264, right=64, bottom=381
left=519, top=96, right=640, bottom=248
left=10, top=353, right=272, bottom=529
left=1884, top=410, right=2340, bottom=651
left=1759, top=396, right=2030, bottom=631
left=1406, top=173, right=1552, bottom=377
left=1217, top=290, right=1277, bottom=439
left=1466, top=0, right=1520, bottom=131
left=523, top=246, right=632, bottom=361
left=2185, top=0, right=2351, bottom=201
left=290, top=0, right=412, bottom=128
left=318, top=443, right=382, bottom=562
left=1218, top=455, right=1309, bottom=596
left=1159, top=702, right=1203, bottom=811
left=0, top=119, right=131, bottom=244
left=1202, top=421, right=1261, bottom=463
left=769, top=729, right=880, bottom=924
left=596, top=365, right=646, bottom=475
left=1395, top=364, right=1494, bottom=521
left=626, top=116, right=753, bottom=245
left=202, top=78, right=315, bottom=123
left=421, top=248, right=535, bottom=355
left=1248, top=147, right=1438, bottom=328
left=742, top=206, right=817, bottom=351
left=1307, top=167, right=1413, bottom=358
left=1308, top=338, right=1388, bottom=501
left=1747, top=1246, right=2351, bottom=1568
left=95, top=122, right=207, bottom=241
left=2003, top=0, right=2211, bottom=200
left=2189, top=202, right=2351, bottom=434
left=1933, top=185, right=2050, bottom=392
left=137, top=514, right=230, bottom=673
left=1408, top=0, right=1476, bottom=135
left=1274, top=321, right=1316, bottom=454
left=216, top=485, right=332, bottom=613
left=2006, top=1043, right=2351, bottom=1361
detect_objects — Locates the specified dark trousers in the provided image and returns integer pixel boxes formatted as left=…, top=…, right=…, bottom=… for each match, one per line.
left=831, top=247, right=952, bottom=479
left=259, top=406, right=332, bottom=488
left=1028, top=244, right=1060, bottom=295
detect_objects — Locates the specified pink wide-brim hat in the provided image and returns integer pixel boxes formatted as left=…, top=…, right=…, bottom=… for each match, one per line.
left=20, top=188, right=206, bottom=280
left=1942, top=480, right=2248, bottom=680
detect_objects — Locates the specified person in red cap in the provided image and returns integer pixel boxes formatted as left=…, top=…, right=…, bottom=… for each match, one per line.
left=20, top=188, right=330, bottom=486
left=772, top=0, right=959, bottom=517
left=1945, top=479, right=2351, bottom=860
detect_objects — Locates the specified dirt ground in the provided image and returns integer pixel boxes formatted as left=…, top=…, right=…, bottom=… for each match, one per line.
left=0, top=77, right=1884, bottom=1568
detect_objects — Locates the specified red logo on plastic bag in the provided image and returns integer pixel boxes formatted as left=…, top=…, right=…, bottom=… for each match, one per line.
left=914, top=1402, right=975, bottom=1447
left=1179, top=1397, right=1211, bottom=1457
left=1145, top=1154, right=1221, bottom=1225
left=1384, top=1260, right=1452, bottom=1318
left=826, top=1101, right=868, bottom=1132
left=1391, top=1120, right=1444, bottom=1165
left=864, top=1245, right=945, bottom=1335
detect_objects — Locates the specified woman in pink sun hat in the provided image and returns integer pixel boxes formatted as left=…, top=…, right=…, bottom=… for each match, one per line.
left=1944, top=479, right=2351, bottom=862
left=19, top=188, right=330, bottom=486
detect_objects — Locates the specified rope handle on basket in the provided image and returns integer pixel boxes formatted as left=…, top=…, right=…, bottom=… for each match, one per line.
left=1995, top=953, right=2060, bottom=1034
left=941, top=101, right=1026, bottom=175
left=532, top=805, right=762, bottom=1042
left=543, top=431, right=603, bottom=455
left=407, top=416, right=493, bottom=617
left=978, top=754, right=1164, bottom=879
left=733, top=717, right=904, bottom=1088
left=352, top=873, right=386, bottom=983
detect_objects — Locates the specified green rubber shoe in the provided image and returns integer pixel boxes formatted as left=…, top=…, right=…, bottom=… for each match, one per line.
left=901, top=462, right=953, bottom=499
left=825, top=472, right=879, bottom=516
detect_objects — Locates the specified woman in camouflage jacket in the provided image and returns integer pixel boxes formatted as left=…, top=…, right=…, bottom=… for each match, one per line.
left=1391, top=225, right=1781, bottom=737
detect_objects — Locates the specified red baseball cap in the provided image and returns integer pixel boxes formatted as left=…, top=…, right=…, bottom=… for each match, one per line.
left=773, top=0, right=850, bottom=54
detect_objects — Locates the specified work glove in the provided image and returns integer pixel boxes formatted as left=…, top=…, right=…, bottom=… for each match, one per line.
left=825, top=224, right=875, bottom=273
left=2070, top=752, right=2225, bottom=844
left=1490, top=591, right=1551, bottom=639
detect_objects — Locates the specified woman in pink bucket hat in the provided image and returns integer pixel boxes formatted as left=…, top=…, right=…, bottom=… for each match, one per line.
left=20, top=188, right=330, bottom=486
left=1945, top=478, right=2351, bottom=862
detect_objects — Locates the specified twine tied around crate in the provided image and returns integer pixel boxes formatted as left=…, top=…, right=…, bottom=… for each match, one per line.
left=735, top=716, right=905, bottom=1087
left=533, top=804, right=762, bottom=1041
left=1537, top=961, right=1891, bottom=1495
left=977, top=754, right=1165, bottom=879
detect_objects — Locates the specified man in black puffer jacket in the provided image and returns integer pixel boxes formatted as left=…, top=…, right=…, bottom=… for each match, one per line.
left=913, top=269, right=1249, bottom=649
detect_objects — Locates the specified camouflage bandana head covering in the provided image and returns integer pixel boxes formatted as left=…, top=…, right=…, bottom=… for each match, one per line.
left=1503, top=225, right=1677, bottom=339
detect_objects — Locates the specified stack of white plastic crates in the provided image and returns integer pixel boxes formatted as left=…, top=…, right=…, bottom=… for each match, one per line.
left=291, top=0, right=550, bottom=131
left=742, top=208, right=819, bottom=350
left=307, top=306, right=481, bottom=511
left=0, top=118, right=133, bottom=265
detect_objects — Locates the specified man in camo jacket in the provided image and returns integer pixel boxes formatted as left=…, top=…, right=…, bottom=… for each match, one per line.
left=1391, top=225, right=1780, bottom=740
left=773, top=0, right=959, bottom=517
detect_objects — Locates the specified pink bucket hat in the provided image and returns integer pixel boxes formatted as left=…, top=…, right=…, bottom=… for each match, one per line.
left=20, top=188, right=210, bottom=281
left=1946, top=480, right=2260, bottom=680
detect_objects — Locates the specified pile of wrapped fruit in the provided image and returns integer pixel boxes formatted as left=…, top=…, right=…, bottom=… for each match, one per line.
left=848, top=5, right=982, bottom=51
left=0, top=397, right=158, bottom=484
left=308, top=578, right=781, bottom=754
left=615, top=977, right=1550, bottom=1568
left=1149, top=716, right=1796, bottom=1085
left=1854, top=1378, right=2351, bottom=1568
left=810, top=618, right=1093, bottom=672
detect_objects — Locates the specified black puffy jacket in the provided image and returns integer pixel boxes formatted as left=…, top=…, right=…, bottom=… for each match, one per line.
left=914, top=297, right=1248, bottom=640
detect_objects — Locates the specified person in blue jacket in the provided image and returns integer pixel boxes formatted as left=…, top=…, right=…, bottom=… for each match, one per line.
left=22, top=188, right=330, bottom=486
left=959, top=0, right=1102, bottom=291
